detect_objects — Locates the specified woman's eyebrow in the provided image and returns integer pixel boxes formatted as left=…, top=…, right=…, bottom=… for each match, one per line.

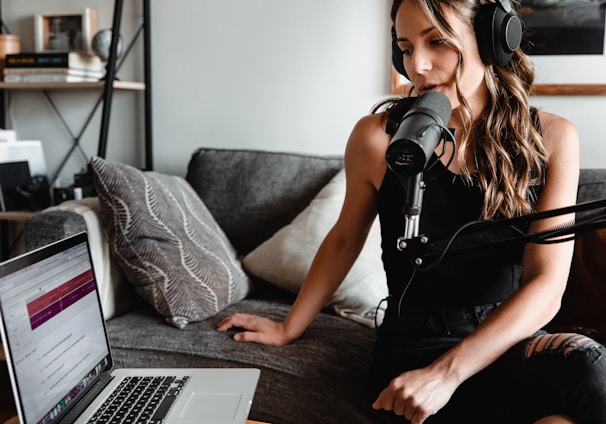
left=397, top=26, right=437, bottom=42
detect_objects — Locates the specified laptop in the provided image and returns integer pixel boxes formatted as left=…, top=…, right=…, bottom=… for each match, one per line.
left=0, top=232, right=260, bottom=424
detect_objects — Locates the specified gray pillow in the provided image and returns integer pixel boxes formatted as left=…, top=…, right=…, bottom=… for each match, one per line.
left=90, top=157, right=251, bottom=328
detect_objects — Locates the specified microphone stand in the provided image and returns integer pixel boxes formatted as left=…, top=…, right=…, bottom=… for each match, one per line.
left=397, top=173, right=425, bottom=249
left=399, top=198, right=606, bottom=271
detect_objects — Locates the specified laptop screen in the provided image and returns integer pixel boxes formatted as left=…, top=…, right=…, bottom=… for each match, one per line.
left=0, top=233, right=112, bottom=424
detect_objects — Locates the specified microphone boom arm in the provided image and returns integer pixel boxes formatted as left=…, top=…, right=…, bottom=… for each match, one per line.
left=401, top=198, right=606, bottom=271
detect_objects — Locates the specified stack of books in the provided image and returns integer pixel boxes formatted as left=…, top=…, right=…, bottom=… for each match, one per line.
left=3, top=51, right=105, bottom=83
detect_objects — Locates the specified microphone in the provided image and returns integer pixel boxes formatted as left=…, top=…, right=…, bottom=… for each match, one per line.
left=385, top=91, right=452, bottom=244
left=386, top=91, right=452, bottom=176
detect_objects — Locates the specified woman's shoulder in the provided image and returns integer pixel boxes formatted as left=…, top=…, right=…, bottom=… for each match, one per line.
left=344, top=112, right=392, bottom=190
left=536, top=110, right=578, bottom=139
left=347, top=112, right=391, bottom=150
left=353, top=111, right=388, bottom=132
left=536, top=109, right=579, bottom=158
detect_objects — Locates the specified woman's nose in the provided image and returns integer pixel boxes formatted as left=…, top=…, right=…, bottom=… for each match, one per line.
left=409, top=48, right=432, bottom=76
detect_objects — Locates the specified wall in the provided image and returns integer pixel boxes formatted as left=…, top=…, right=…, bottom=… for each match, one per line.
left=1, top=1, right=605, bottom=185
left=149, top=0, right=391, bottom=175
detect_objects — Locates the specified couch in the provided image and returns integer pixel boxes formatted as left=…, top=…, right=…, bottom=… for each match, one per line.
left=23, top=148, right=606, bottom=424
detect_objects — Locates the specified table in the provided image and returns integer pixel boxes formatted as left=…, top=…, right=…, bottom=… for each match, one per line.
left=0, top=347, right=17, bottom=424
left=0, top=210, right=36, bottom=261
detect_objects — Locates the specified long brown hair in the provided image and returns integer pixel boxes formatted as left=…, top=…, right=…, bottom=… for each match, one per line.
left=388, top=0, right=546, bottom=219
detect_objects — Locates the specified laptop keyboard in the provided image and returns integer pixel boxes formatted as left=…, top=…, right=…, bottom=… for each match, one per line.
left=87, top=375, right=190, bottom=424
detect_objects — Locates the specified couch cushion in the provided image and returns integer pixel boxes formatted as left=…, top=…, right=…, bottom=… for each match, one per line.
left=242, top=169, right=387, bottom=327
left=106, top=291, right=385, bottom=424
left=578, top=169, right=606, bottom=203
left=186, top=148, right=344, bottom=255
left=90, top=157, right=251, bottom=329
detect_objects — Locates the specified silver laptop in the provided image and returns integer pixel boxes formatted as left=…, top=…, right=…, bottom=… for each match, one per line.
left=0, top=232, right=260, bottom=424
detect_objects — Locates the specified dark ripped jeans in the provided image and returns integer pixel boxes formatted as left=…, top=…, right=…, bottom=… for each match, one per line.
left=371, top=304, right=606, bottom=424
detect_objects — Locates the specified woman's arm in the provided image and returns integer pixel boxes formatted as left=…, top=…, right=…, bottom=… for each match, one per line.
left=216, top=114, right=390, bottom=345
left=373, top=112, right=581, bottom=422
left=436, top=112, right=580, bottom=380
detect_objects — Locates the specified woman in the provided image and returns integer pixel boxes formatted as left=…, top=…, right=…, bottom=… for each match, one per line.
left=217, top=0, right=606, bottom=422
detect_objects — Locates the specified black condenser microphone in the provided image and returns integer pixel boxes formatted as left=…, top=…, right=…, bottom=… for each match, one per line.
left=386, top=91, right=452, bottom=245
left=386, top=91, right=452, bottom=176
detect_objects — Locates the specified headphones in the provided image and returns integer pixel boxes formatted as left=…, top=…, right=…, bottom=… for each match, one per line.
left=391, top=0, right=522, bottom=79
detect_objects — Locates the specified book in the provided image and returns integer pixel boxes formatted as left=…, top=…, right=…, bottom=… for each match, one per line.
left=5, top=51, right=104, bottom=72
left=4, top=67, right=105, bottom=78
left=3, top=73, right=102, bottom=83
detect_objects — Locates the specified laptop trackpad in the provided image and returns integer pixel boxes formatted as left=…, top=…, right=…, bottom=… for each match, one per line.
left=180, top=393, right=242, bottom=420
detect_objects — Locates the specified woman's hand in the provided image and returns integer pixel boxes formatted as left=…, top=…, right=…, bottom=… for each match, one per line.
left=216, top=313, right=292, bottom=346
left=372, top=365, right=459, bottom=424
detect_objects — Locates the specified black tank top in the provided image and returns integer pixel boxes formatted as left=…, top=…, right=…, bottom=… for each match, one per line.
left=376, top=102, right=543, bottom=320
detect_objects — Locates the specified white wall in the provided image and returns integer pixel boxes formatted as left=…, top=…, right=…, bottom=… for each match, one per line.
left=2, top=1, right=605, bottom=185
left=149, top=0, right=391, bottom=175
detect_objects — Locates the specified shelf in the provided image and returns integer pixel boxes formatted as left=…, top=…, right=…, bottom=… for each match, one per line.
left=0, top=211, right=37, bottom=221
left=0, top=80, right=145, bottom=91
left=0, top=79, right=145, bottom=186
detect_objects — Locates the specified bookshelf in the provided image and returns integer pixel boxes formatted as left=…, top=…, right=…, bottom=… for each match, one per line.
left=0, top=80, right=146, bottom=186
left=0, top=0, right=153, bottom=182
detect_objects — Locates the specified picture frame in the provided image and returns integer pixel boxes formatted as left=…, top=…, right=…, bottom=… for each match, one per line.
left=34, top=8, right=98, bottom=55
left=519, top=0, right=606, bottom=95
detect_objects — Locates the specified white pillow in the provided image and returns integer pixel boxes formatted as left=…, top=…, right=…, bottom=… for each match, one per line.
left=45, top=198, right=132, bottom=320
left=242, top=169, right=387, bottom=327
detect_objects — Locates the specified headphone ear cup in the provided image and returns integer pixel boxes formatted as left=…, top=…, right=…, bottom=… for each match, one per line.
left=474, top=1, right=522, bottom=66
left=391, top=27, right=409, bottom=79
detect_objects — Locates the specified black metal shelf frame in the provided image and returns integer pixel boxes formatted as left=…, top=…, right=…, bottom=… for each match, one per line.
left=100, top=0, right=153, bottom=170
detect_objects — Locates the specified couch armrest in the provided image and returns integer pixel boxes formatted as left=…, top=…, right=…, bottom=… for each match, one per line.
left=24, top=198, right=134, bottom=320
left=578, top=169, right=606, bottom=202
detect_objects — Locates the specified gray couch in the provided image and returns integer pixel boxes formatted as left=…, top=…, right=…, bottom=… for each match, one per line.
left=23, top=148, right=606, bottom=424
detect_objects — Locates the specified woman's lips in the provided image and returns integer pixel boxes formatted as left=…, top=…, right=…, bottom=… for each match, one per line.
left=418, top=84, right=440, bottom=94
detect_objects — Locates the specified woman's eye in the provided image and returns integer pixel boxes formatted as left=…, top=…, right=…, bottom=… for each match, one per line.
left=398, top=44, right=412, bottom=56
left=431, top=38, right=447, bottom=46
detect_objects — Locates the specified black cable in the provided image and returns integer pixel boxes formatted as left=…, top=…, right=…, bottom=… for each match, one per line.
left=423, top=124, right=457, bottom=185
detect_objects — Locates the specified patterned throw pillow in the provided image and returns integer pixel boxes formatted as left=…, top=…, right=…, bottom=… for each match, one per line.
left=90, top=157, right=251, bottom=329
